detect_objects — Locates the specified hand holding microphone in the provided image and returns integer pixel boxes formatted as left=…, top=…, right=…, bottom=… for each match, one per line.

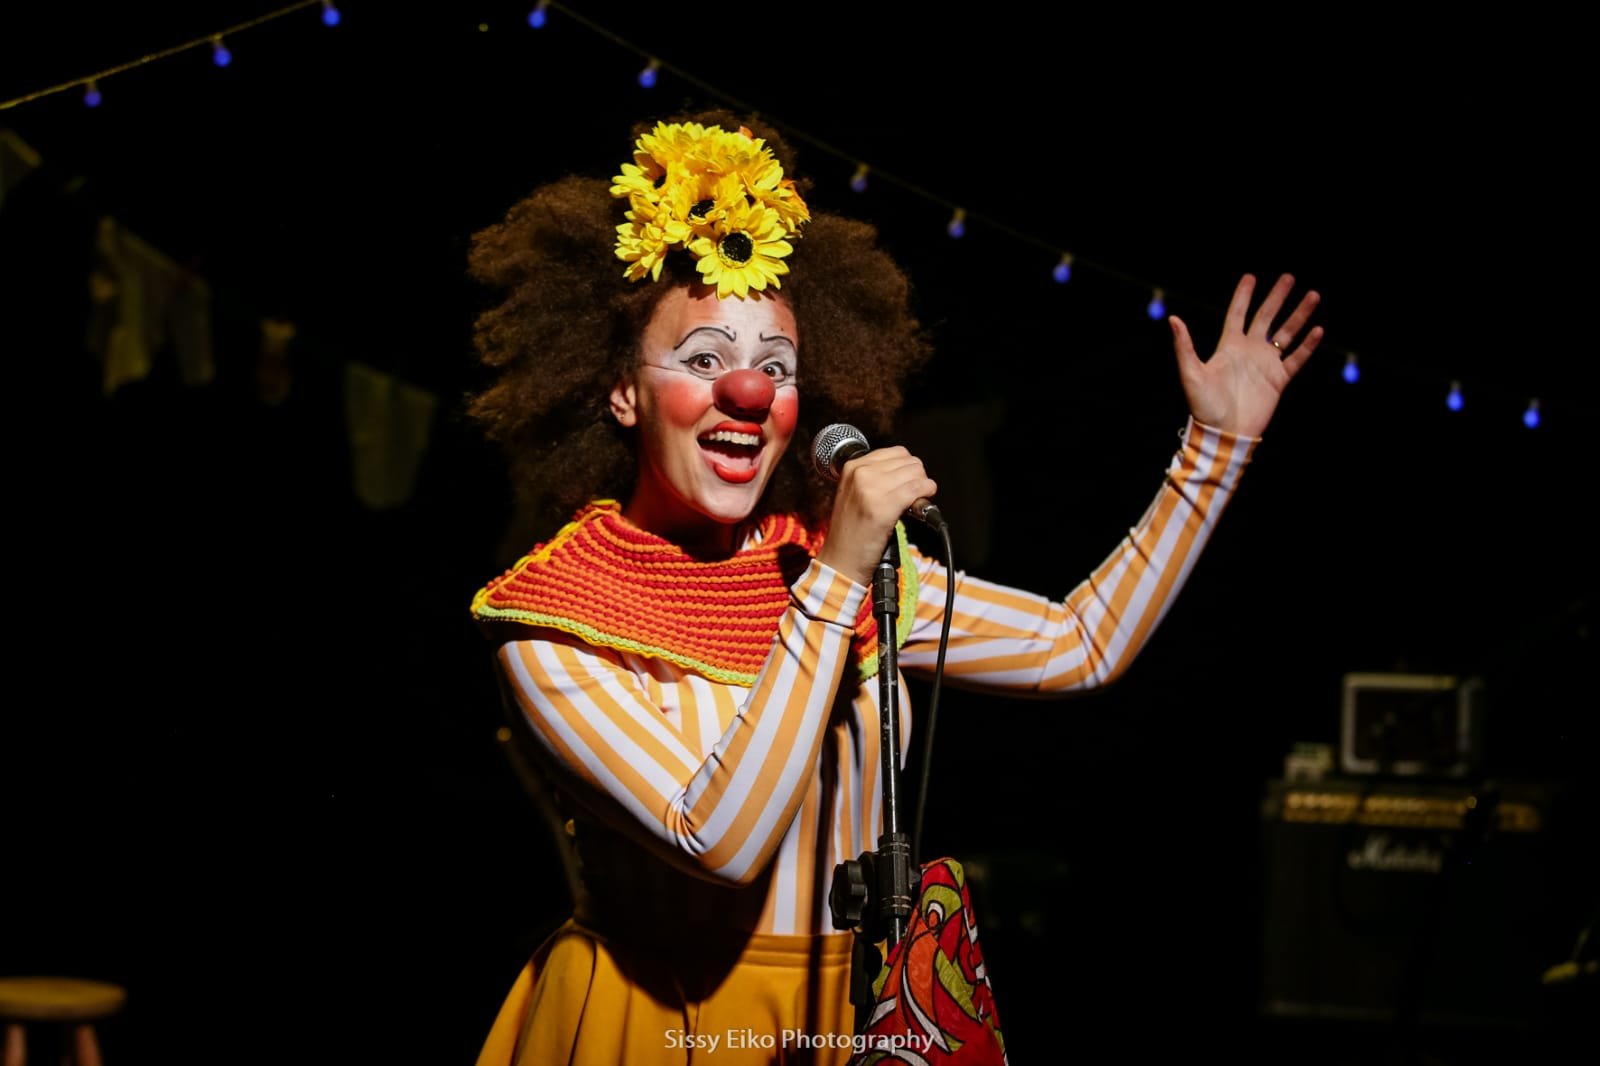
left=812, top=423, right=944, bottom=588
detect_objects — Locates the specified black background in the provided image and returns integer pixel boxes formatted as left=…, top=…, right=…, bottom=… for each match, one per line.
left=2, top=3, right=1594, bottom=1063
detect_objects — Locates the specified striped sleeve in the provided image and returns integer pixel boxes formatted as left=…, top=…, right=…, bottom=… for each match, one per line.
left=898, top=418, right=1255, bottom=692
left=497, top=558, right=866, bottom=885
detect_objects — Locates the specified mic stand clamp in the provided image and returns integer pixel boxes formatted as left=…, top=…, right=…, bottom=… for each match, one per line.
left=828, top=534, right=915, bottom=1036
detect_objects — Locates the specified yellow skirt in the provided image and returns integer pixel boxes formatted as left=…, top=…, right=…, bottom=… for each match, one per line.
left=476, top=920, right=858, bottom=1065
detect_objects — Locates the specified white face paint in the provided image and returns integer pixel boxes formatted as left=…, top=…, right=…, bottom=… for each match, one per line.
left=610, top=285, right=799, bottom=550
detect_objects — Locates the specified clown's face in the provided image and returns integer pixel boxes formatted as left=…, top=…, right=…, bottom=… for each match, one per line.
left=611, top=285, right=799, bottom=551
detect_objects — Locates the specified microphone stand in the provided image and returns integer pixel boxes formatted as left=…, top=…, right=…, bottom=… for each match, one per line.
left=830, top=534, right=914, bottom=1036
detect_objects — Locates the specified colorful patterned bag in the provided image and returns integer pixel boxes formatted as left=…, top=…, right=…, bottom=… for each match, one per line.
left=851, top=858, right=1007, bottom=1065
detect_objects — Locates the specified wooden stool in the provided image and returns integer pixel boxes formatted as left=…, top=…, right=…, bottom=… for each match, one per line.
left=0, top=978, right=125, bottom=1066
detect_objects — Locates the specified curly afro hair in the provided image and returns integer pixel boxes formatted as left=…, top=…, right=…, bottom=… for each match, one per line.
left=467, top=109, right=929, bottom=536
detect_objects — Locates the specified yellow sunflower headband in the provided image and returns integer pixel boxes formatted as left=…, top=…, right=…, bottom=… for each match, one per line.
left=610, top=121, right=811, bottom=300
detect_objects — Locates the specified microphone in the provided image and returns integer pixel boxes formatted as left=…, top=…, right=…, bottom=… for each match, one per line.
left=811, top=423, right=946, bottom=529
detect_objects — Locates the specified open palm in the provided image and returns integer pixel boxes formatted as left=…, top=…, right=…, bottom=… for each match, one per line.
left=1170, top=273, right=1322, bottom=438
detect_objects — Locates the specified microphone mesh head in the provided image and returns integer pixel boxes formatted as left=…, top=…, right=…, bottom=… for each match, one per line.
left=812, top=423, right=869, bottom=480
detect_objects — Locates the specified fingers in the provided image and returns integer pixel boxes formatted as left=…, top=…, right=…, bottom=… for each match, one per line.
left=1237, top=272, right=1323, bottom=359
left=821, top=447, right=936, bottom=584
left=1169, top=315, right=1199, bottom=370
left=1248, top=273, right=1296, bottom=338
left=1280, top=325, right=1325, bottom=379
left=842, top=449, right=937, bottom=511
left=1269, top=288, right=1321, bottom=349
left=1224, top=274, right=1256, bottom=336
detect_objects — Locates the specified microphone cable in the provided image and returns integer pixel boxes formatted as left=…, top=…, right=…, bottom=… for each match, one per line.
left=910, top=516, right=955, bottom=870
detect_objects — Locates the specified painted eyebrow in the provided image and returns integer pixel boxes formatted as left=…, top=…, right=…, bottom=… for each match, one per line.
left=672, top=325, right=737, bottom=350
left=759, top=333, right=797, bottom=352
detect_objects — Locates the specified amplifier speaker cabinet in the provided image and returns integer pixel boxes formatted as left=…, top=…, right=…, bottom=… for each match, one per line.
left=1259, top=777, right=1559, bottom=1028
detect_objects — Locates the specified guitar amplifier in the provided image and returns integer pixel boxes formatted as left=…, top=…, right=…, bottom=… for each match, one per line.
left=1259, top=777, right=1558, bottom=1027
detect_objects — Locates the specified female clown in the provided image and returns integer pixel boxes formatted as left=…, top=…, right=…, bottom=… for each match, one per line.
left=467, top=112, right=1321, bottom=1065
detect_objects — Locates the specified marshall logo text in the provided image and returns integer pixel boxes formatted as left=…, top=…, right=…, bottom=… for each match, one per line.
left=1345, top=832, right=1444, bottom=874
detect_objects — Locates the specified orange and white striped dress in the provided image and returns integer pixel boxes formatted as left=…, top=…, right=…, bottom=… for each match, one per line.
left=476, top=418, right=1253, bottom=1065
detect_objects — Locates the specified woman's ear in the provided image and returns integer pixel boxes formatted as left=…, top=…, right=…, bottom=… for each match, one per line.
left=609, top=375, right=638, bottom=427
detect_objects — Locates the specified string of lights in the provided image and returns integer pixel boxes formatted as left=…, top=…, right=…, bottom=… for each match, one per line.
left=0, top=2, right=1548, bottom=428
left=0, top=1, right=330, bottom=112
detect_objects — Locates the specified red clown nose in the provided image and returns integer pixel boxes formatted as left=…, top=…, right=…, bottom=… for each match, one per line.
left=713, top=368, right=776, bottom=416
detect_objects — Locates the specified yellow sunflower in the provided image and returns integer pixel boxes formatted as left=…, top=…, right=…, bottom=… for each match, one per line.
left=763, top=177, right=811, bottom=232
left=735, top=150, right=782, bottom=192
left=615, top=196, right=692, bottom=282
left=609, top=160, right=663, bottom=202
left=635, top=121, right=708, bottom=174
left=687, top=200, right=794, bottom=299
left=695, top=128, right=764, bottom=176
left=682, top=172, right=745, bottom=231
left=718, top=139, right=809, bottom=233
left=610, top=121, right=809, bottom=296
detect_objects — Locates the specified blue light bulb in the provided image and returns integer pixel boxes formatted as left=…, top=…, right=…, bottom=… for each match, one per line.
left=322, top=2, right=341, bottom=27
left=84, top=82, right=102, bottom=107
left=947, top=209, right=965, bottom=239
left=1053, top=256, right=1073, bottom=284
left=528, top=3, right=548, bottom=28
left=1446, top=381, right=1463, bottom=411
left=850, top=165, right=868, bottom=193
left=639, top=61, right=658, bottom=88
left=1523, top=399, right=1540, bottom=428
left=1342, top=353, right=1360, bottom=384
left=212, top=37, right=232, bottom=67
left=1146, top=290, right=1165, bottom=320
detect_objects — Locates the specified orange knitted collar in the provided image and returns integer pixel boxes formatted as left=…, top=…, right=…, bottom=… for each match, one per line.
left=471, top=500, right=916, bottom=686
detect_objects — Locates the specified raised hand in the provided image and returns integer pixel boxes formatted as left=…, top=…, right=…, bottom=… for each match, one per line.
left=1169, top=273, right=1322, bottom=438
